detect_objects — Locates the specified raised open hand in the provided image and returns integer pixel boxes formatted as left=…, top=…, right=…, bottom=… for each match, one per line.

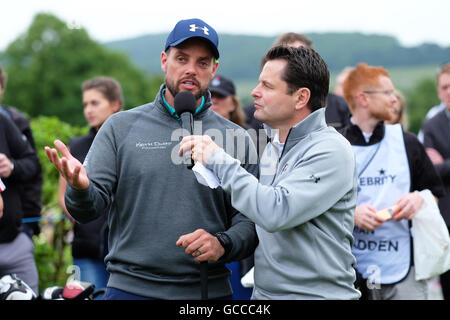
left=45, top=140, right=90, bottom=190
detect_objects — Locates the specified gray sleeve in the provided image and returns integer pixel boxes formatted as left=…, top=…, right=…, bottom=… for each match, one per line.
left=207, top=142, right=356, bottom=233
left=221, top=164, right=259, bottom=262
left=65, top=117, right=118, bottom=223
left=219, top=131, right=259, bottom=262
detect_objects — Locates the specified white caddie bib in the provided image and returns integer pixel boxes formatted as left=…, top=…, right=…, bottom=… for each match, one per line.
left=351, top=124, right=411, bottom=284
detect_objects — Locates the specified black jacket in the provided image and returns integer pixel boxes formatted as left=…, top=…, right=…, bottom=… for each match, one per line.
left=422, top=110, right=450, bottom=225
left=325, top=93, right=351, bottom=131
left=0, top=113, right=41, bottom=243
left=69, top=128, right=108, bottom=259
left=0, top=105, right=43, bottom=236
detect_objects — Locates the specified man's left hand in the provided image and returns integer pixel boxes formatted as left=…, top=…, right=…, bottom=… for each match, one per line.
left=393, top=191, right=424, bottom=221
left=176, top=228, right=225, bottom=262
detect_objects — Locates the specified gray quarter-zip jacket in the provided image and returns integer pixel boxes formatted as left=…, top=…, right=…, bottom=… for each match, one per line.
left=65, top=86, right=259, bottom=299
left=206, top=108, right=361, bottom=299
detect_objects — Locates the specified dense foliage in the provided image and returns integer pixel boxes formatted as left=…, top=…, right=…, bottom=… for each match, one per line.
left=2, top=13, right=161, bottom=126
left=406, top=77, right=441, bottom=134
left=30, top=116, right=88, bottom=291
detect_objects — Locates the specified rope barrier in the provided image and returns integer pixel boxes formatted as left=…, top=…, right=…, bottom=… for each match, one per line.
left=21, top=215, right=67, bottom=224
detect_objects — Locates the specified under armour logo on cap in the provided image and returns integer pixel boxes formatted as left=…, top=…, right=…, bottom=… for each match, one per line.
left=211, top=77, right=221, bottom=87
left=189, top=24, right=209, bottom=35
left=165, top=18, right=219, bottom=59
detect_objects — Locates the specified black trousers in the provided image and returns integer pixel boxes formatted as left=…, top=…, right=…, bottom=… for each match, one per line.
left=441, top=226, right=450, bottom=300
left=441, top=270, right=450, bottom=300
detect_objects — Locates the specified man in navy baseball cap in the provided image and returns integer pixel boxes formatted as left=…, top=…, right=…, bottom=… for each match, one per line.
left=45, top=15, right=258, bottom=301
left=165, top=18, right=219, bottom=59
left=161, top=18, right=221, bottom=105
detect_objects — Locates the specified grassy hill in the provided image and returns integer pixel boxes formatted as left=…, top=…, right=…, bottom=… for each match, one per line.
left=224, top=65, right=438, bottom=104
left=105, top=32, right=449, bottom=89
left=2, top=31, right=442, bottom=114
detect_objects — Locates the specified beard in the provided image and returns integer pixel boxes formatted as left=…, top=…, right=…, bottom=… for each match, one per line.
left=373, top=105, right=395, bottom=122
left=165, top=76, right=208, bottom=101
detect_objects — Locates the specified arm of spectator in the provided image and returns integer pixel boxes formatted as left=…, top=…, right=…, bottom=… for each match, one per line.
left=3, top=117, right=40, bottom=181
left=422, top=123, right=450, bottom=181
left=425, top=148, right=450, bottom=181
left=426, top=147, right=444, bottom=165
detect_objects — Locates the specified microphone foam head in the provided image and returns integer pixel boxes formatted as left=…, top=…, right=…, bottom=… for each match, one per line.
left=174, top=91, right=197, bottom=116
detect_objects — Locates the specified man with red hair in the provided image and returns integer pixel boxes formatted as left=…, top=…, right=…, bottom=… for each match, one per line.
left=340, top=63, right=444, bottom=299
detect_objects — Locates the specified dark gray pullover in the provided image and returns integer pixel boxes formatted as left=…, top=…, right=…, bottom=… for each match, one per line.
left=65, top=86, right=258, bottom=299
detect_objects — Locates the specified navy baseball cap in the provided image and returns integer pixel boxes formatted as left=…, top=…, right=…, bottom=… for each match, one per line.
left=209, top=75, right=236, bottom=97
left=165, top=18, right=220, bottom=59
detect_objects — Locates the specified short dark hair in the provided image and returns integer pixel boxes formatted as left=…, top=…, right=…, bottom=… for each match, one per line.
left=262, top=46, right=329, bottom=112
left=273, top=32, right=313, bottom=48
left=82, top=76, right=124, bottom=108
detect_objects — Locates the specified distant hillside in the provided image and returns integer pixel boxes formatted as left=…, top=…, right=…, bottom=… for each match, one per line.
left=105, top=32, right=450, bottom=82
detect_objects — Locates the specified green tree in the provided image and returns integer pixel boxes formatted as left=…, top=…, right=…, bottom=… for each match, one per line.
left=2, top=13, right=160, bottom=126
left=405, top=77, right=440, bottom=134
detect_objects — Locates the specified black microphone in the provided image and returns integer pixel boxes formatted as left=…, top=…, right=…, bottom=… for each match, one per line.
left=174, top=91, right=209, bottom=299
left=174, top=91, right=197, bottom=169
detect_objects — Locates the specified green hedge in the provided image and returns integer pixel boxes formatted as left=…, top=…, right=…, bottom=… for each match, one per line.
left=30, top=116, right=88, bottom=291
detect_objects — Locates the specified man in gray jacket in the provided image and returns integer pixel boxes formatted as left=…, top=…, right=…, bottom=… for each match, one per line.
left=180, top=46, right=360, bottom=299
left=45, top=18, right=258, bottom=300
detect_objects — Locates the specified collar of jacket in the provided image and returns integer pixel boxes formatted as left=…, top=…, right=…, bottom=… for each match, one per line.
left=88, top=126, right=97, bottom=137
left=341, top=120, right=385, bottom=146
left=153, top=84, right=213, bottom=121
left=445, top=108, right=450, bottom=126
left=264, top=107, right=328, bottom=158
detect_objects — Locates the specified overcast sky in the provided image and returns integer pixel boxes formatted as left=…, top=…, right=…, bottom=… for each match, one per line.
left=1, top=0, right=449, bottom=50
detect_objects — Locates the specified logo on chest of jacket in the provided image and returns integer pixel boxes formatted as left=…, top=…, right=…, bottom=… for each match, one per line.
left=136, top=141, right=174, bottom=150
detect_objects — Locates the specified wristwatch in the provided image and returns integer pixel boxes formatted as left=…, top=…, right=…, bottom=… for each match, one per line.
left=214, top=232, right=233, bottom=255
